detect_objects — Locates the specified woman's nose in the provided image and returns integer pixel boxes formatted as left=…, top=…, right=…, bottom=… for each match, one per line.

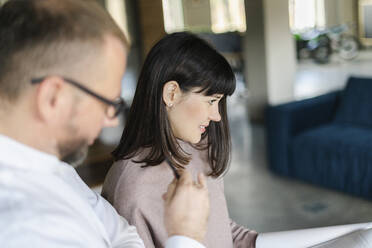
left=209, top=105, right=221, bottom=122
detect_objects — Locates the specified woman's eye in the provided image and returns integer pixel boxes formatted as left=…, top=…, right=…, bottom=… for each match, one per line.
left=208, top=99, right=217, bottom=105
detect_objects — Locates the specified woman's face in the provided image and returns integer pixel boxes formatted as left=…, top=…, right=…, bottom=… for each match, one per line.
left=167, top=89, right=223, bottom=144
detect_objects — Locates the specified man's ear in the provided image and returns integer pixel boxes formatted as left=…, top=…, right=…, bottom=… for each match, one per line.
left=34, top=76, right=74, bottom=125
left=162, top=81, right=181, bottom=108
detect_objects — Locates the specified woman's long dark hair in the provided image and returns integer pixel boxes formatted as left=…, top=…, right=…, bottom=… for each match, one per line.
left=112, top=32, right=236, bottom=178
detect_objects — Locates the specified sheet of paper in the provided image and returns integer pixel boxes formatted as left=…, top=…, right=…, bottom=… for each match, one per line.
left=311, top=228, right=372, bottom=248
left=256, top=223, right=372, bottom=248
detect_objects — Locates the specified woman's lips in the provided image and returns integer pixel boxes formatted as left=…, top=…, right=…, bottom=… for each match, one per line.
left=200, top=125, right=207, bottom=133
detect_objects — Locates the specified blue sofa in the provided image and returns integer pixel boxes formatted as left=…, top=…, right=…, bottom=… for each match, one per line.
left=266, top=76, right=372, bottom=199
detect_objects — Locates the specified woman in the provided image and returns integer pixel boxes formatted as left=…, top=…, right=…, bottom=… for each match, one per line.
left=102, top=32, right=257, bottom=248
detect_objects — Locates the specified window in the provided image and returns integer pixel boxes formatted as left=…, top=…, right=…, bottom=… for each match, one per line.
left=105, top=0, right=130, bottom=43
left=162, top=0, right=185, bottom=33
left=289, top=0, right=325, bottom=32
left=162, top=0, right=246, bottom=34
left=210, top=0, right=246, bottom=33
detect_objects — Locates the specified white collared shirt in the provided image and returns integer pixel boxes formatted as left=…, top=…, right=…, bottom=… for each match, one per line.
left=0, top=135, right=204, bottom=248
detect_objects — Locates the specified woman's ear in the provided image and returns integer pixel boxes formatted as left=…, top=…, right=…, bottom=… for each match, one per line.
left=162, top=81, right=180, bottom=108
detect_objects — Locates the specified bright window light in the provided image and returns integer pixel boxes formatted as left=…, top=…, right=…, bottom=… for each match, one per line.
left=162, top=0, right=184, bottom=33
left=210, top=0, right=246, bottom=33
left=289, top=0, right=325, bottom=32
left=105, top=0, right=131, bottom=43
left=162, top=0, right=246, bottom=33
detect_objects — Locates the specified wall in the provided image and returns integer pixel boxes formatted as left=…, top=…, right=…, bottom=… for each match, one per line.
left=137, top=0, right=166, bottom=55
left=243, top=0, right=296, bottom=121
left=263, top=0, right=296, bottom=105
left=243, top=0, right=268, bottom=122
left=324, top=0, right=358, bottom=35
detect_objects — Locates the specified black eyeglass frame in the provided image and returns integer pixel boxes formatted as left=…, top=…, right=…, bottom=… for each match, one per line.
left=31, top=77, right=126, bottom=118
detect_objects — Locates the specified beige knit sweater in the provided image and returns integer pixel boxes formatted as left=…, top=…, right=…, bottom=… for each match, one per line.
left=102, top=143, right=257, bottom=248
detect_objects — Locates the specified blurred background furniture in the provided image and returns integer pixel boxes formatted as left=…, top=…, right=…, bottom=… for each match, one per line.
left=267, top=76, right=372, bottom=200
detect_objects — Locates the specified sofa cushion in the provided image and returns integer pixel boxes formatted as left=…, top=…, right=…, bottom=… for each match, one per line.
left=334, top=76, right=372, bottom=128
left=291, top=124, right=372, bottom=198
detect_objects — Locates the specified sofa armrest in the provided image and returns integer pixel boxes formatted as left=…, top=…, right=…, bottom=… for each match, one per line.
left=256, top=222, right=372, bottom=248
left=266, top=91, right=340, bottom=175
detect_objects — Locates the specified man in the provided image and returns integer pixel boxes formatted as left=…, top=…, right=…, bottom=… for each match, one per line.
left=0, top=0, right=209, bottom=247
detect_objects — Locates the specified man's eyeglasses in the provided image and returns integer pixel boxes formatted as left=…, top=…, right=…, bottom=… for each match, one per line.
left=31, top=77, right=127, bottom=119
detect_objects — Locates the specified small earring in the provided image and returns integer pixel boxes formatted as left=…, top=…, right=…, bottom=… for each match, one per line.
left=168, top=103, right=173, bottom=107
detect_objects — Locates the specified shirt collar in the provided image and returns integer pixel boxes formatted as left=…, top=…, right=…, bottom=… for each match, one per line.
left=0, top=134, right=68, bottom=174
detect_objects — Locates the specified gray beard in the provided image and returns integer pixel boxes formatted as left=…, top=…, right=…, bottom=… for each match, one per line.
left=59, top=140, right=89, bottom=167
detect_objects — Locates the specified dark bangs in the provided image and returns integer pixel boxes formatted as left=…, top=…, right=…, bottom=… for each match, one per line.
left=194, top=55, right=236, bottom=97
left=168, top=34, right=236, bottom=98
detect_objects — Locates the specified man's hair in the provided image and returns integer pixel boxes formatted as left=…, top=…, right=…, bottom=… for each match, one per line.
left=0, top=0, right=127, bottom=103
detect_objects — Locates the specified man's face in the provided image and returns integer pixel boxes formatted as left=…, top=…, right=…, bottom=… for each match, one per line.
left=59, top=35, right=127, bottom=165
